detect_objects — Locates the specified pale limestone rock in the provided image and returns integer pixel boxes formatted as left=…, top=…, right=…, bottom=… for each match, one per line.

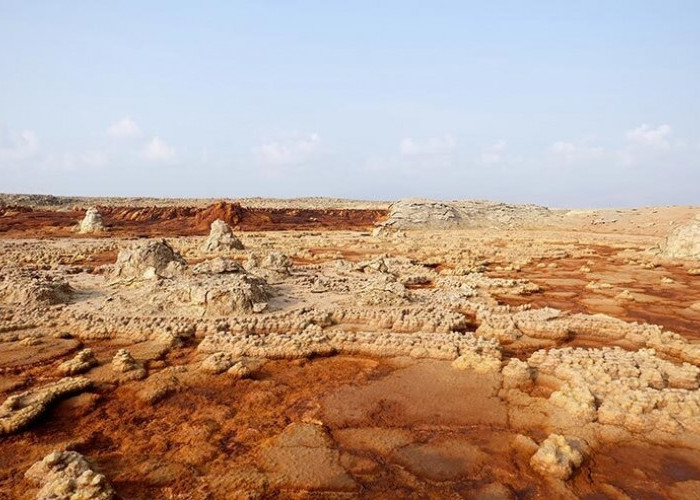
left=261, top=252, right=292, bottom=273
left=201, top=351, right=236, bottom=374
left=549, top=385, right=597, bottom=422
left=198, top=329, right=500, bottom=362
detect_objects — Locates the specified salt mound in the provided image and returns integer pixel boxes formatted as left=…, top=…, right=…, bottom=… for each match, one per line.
left=25, top=450, right=114, bottom=500
left=201, top=219, right=244, bottom=252
left=111, top=239, right=187, bottom=279
left=77, top=207, right=105, bottom=233
left=663, top=218, right=700, bottom=260
left=58, top=348, right=97, bottom=375
left=0, top=267, right=74, bottom=305
left=530, top=434, right=585, bottom=480
left=383, top=199, right=462, bottom=229
left=381, top=198, right=551, bottom=230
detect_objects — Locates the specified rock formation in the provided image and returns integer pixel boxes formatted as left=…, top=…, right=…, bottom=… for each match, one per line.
left=58, top=348, right=98, bottom=375
left=663, top=218, right=700, bottom=260
left=201, top=219, right=244, bottom=252
left=111, top=349, right=146, bottom=380
left=0, top=377, right=92, bottom=435
left=0, top=267, right=74, bottom=305
left=383, top=199, right=463, bottom=229
left=380, top=198, right=551, bottom=230
left=530, top=434, right=585, bottom=480
left=25, top=451, right=114, bottom=500
left=111, top=239, right=187, bottom=279
left=77, top=207, right=105, bottom=234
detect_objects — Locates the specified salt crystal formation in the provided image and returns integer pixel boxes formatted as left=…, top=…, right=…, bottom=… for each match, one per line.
left=198, top=328, right=500, bottom=361
left=58, top=348, right=98, bottom=375
left=526, top=347, right=700, bottom=433
left=111, top=239, right=187, bottom=280
left=0, top=377, right=92, bottom=435
left=77, top=207, right=105, bottom=234
left=530, top=434, right=585, bottom=480
left=663, top=217, right=700, bottom=260
left=0, top=267, right=74, bottom=305
left=201, top=219, right=244, bottom=252
left=25, top=451, right=114, bottom=500
left=111, top=348, right=146, bottom=380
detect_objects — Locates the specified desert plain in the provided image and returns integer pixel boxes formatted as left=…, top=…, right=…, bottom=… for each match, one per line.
left=1, top=194, right=699, bottom=499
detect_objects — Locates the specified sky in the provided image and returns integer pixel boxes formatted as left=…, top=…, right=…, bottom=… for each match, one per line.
left=1, top=1, right=698, bottom=207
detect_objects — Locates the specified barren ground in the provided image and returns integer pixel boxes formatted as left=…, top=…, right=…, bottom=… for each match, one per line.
left=1, top=197, right=699, bottom=499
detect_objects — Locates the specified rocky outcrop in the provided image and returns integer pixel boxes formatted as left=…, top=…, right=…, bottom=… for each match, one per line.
left=0, top=377, right=92, bottom=435
left=663, top=218, right=700, bottom=260
left=77, top=207, right=105, bottom=234
left=380, top=198, right=551, bottom=230
left=192, top=257, right=245, bottom=275
left=201, top=219, right=244, bottom=252
left=25, top=450, right=114, bottom=500
left=382, top=199, right=463, bottom=229
left=111, top=239, right=186, bottom=280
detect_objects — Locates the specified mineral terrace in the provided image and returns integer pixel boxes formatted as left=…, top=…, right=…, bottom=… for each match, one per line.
left=1, top=194, right=699, bottom=499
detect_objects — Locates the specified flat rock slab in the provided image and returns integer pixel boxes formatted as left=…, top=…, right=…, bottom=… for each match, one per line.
left=321, top=360, right=507, bottom=428
left=257, top=422, right=357, bottom=492
left=0, top=338, right=80, bottom=371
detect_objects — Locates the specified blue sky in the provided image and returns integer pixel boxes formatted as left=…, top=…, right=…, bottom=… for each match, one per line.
left=1, top=1, right=698, bottom=206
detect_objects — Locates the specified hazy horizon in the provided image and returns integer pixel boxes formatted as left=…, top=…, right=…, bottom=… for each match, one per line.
left=1, top=1, right=698, bottom=207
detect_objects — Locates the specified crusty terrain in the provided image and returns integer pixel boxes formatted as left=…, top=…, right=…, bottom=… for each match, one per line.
left=0, top=197, right=699, bottom=499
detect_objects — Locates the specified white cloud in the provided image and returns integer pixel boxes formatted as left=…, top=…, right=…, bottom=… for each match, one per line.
left=257, top=132, right=321, bottom=167
left=0, top=128, right=39, bottom=162
left=107, top=117, right=141, bottom=138
left=625, top=124, right=672, bottom=149
left=141, top=136, right=176, bottom=163
left=549, top=140, right=604, bottom=164
left=399, top=134, right=456, bottom=156
left=479, top=140, right=507, bottom=165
